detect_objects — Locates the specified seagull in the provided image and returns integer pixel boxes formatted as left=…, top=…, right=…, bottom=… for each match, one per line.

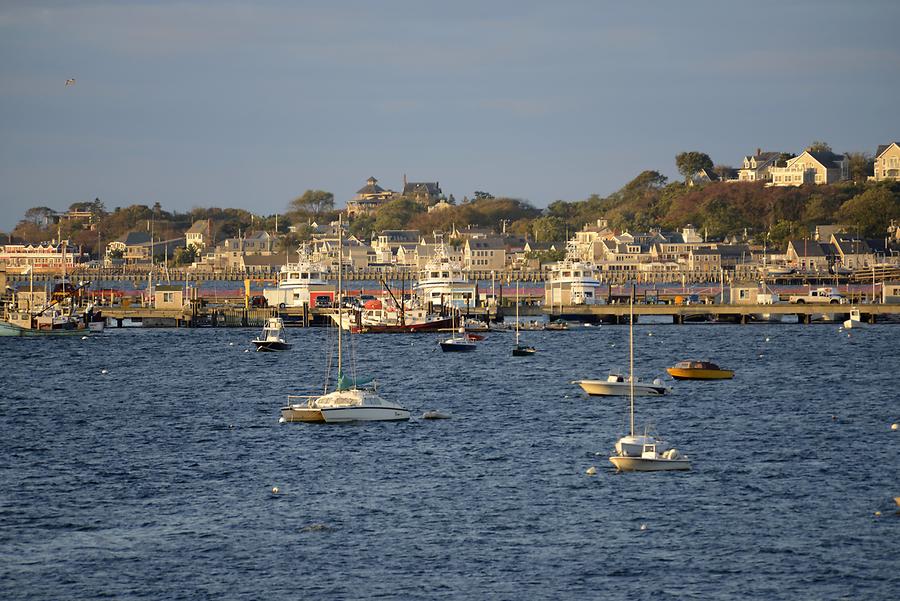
left=65, top=78, right=76, bottom=87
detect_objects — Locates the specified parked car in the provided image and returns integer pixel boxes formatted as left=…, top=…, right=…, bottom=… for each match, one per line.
left=250, top=295, right=268, bottom=308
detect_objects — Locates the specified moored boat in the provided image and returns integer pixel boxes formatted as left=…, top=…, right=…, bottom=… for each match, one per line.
left=666, top=360, right=733, bottom=380
left=574, top=374, right=670, bottom=396
left=252, top=317, right=291, bottom=351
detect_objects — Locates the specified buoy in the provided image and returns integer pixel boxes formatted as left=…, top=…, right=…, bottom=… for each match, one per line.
left=765, top=337, right=770, bottom=342
left=831, top=415, right=837, bottom=421
left=758, top=354, right=763, bottom=358
left=278, top=417, right=286, bottom=424
left=874, top=511, right=881, bottom=517
left=81, top=336, right=88, bottom=340
left=891, top=423, right=898, bottom=431
left=586, top=466, right=597, bottom=476
left=101, top=369, right=108, bottom=374
left=648, top=332, right=653, bottom=336
left=272, top=486, right=279, bottom=494
left=640, top=523, right=648, bottom=531
left=894, top=496, right=900, bottom=507
left=422, top=410, right=451, bottom=420
left=229, top=342, right=234, bottom=346
left=244, top=349, right=249, bottom=353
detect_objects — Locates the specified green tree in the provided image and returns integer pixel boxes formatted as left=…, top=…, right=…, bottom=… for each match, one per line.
left=806, top=141, right=832, bottom=153
left=768, top=220, right=808, bottom=246
left=529, top=216, right=567, bottom=242
left=23, top=206, right=56, bottom=225
left=290, top=190, right=334, bottom=216
left=373, top=198, right=424, bottom=232
left=675, top=152, right=714, bottom=182
left=845, top=152, right=874, bottom=182
left=173, top=245, right=198, bottom=266
left=837, top=185, right=900, bottom=237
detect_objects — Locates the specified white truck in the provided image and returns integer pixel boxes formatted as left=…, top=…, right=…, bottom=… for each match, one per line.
left=788, top=287, right=846, bottom=304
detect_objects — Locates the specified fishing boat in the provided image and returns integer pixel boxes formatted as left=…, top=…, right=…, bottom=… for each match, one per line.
left=280, top=216, right=410, bottom=424
left=414, top=240, right=477, bottom=309
left=842, top=308, right=864, bottom=329
left=666, top=360, right=733, bottom=380
left=511, top=281, right=535, bottom=357
left=609, top=300, right=690, bottom=472
left=252, top=317, right=291, bottom=351
left=1, top=271, right=90, bottom=336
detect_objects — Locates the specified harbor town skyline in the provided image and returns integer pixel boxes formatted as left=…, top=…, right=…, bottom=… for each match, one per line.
left=2, top=1, right=900, bottom=232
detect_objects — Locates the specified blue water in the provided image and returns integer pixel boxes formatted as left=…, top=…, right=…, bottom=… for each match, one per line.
left=1, top=323, right=898, bottom=600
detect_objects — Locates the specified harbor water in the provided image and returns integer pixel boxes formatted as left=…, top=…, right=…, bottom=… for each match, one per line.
left=1, top=323, right=898, bottom=599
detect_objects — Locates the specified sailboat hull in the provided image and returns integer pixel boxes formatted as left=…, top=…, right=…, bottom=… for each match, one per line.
left=321, top=406, right=410, bottom=422
left=575, top=380, right=668, bottom=396
left=609, top=456, right=691, bottom=471
left=280, top=406, right=325, bottom=423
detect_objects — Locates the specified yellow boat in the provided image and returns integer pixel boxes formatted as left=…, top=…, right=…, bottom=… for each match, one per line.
left=666, top=361, right=734, bottom=380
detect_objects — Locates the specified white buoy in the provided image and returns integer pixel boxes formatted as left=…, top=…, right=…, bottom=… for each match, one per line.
left=101, top=369, right=108, bottom=374
left=81, top=336, right=88, bottom=340
left=640, top=523, right=648, bottom=531
left=278, top=417, right=286, bottom=424
left=229, top=342, right=234, bottom=346
left=874, top=511, right=881, bottom=517
left=758, top=354, right=763, bottom=358
left=765, top=337, right=770, bottom=342
left=586, top=466, right=597, bottom=476
left=272, top=486, right=279, bottom=494
left=244, top=349, right=249, bottom=353
left=648, top=332, right=653, bottom=336
left=891, top=423, right=898, bottom=431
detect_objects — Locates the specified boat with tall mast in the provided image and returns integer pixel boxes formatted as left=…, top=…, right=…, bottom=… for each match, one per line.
left=608, top=299, right=690, bottom=472
left=280, top=216, right=410, bottom=423
left=512, top=280, right=535, bottom=356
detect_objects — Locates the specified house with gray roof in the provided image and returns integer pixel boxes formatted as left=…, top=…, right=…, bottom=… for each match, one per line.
left=769, top=150, right=849, bottom=186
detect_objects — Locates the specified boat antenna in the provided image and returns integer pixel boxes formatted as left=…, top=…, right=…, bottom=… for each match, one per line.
left=629, top=295, right=635, bottom=437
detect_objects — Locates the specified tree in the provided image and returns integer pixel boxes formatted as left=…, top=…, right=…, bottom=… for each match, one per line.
left=23, top=206, right=55, bottom=226
left=675, top=152, right=714, bottom=182
left=837, top=185, right=900, bottom=237
left=473, top=191, right=494, bottom=200
left=529, top=216, right=567, bottom=242
left=806, top=141, right=832, bottom=153
left=173, top=245, right=198, bottom=266
left=290, top=190, right=334, bottom=216
left=845, top=152, right=874, bottom=182
left=768, top=220, right=808, bottom=246
left=372, top=198, right=424, bottom=232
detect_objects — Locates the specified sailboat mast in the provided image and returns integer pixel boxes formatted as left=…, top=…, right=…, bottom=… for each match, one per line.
left=629, top=296, right=635, bottom=437
left=515, top=279, right=520, bottom=345
left=337, top=215, right=343, bottom=379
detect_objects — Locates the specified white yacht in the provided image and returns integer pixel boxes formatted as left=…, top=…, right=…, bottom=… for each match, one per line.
left=843, top=307, right=864, bottom=329
left=544, top=242, right=604, bottom=308
left=252, top=317, right=291, bottom=351
left=415, top=243, right=477, bottom=309
left=262, top=245, right=331, bottom=309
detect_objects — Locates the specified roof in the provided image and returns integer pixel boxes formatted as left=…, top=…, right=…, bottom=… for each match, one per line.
left=186, top=220, right=209, bottom=234
left=468, top=237, right=505, bottom=250
left=805, top=151, right=846, bottom=168
left=402, top=182, right=441, bottom=197
left=876, top=142, right=899, bottom=157
left=155, top=285, right=182, bottom=292
left=242, top=254, right=285, bottom=267
left=377, top=230, right=420, bottom=243
left=122, top=231, right=152, bottom=246
left=787, top=239, right=827, bottom=257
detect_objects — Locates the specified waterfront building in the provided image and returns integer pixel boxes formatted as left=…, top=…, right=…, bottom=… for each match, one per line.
left=0, top=240, right=86, bottom=272
left=401, top=177, right=443, bottom=205
left=154, top=285, right=185, bottom=310
left=464, top=237, right=506, bottom=271
left=871, top=142, right=900, bottom=182
left=786, top=239, right=830, bottom=272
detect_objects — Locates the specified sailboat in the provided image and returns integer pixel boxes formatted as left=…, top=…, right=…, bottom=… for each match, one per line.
left=280, top=215, right=410, bottom=424
left=439, top=309, right=476, bottom=352
left=512, top=281, right=535, bottom=356
left=608, top=299, right=690, bottom=472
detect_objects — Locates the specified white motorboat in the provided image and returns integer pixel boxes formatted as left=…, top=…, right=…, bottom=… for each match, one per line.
left=545, top=242, right=604, bottom=309
left=843, top=308, right=864, bottom=329
left=252, top=317, right=291, bottom=351
left=262, top=245, right=331, bottom=309
left=280, top=215, right=409, bottom=424
left=608, top=299, right=690, bottom=472
left=573, top=374, right=670, bottom=397
left=609, top=443, right=691, bottom=472
left=415, top=241, right=477, bottom=309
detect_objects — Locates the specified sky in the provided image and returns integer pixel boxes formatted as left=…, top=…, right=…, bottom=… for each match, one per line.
left=1, top=0, right=899, bottom=231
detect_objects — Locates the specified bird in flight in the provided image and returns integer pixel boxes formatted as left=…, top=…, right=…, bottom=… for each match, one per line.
left=65, top=78, right=76, bottom=86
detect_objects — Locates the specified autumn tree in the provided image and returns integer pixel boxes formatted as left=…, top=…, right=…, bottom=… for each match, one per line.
left=845, top=152, right=874, bottom=182
left=675, top=152, right=714, bottom=182
left=529, top=216, right=567, bottom=242
left=806, top=141, right=832, bottom=153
